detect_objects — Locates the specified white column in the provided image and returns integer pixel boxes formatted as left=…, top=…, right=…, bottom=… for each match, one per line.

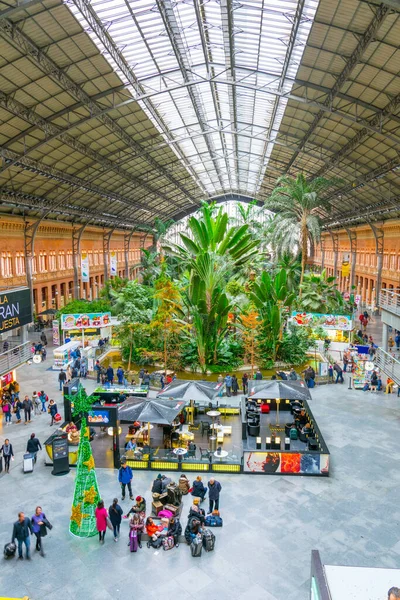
left=382, top=323, right=389, bottom=352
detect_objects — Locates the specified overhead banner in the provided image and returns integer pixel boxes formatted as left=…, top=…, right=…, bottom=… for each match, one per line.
left=341, top=261, right=350, bottom=277
left=291, top=311, right=353, bottom=331
left=81, top=252, right=89, bottom=283
left=110, top=251, right=117, bottom=277
left=0, top=287, right=32, bottom=333
left=61, top=313, right=111, bottom=330
left=52, top=320, right=60, bottom=346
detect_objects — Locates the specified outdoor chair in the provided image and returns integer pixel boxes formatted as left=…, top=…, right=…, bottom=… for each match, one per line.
left=201, top=421, right=211, bottom=437
left=199, top=447, right=210, bottom=461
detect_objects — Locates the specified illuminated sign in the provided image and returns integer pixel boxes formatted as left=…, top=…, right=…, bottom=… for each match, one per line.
left=0, top=288, right=32, bottom=333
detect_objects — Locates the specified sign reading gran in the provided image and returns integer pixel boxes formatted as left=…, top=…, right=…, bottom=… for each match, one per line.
left=0, top=287, right=32, bottom=333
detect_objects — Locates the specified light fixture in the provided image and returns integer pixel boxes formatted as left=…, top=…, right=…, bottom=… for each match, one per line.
left=108, top=426, right=122, bottom=436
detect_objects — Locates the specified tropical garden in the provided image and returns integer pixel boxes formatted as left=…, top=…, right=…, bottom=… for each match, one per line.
left=58, top=174, right=355, bottom=375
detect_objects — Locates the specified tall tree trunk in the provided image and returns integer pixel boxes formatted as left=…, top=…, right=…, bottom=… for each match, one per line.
left=250, top=336, right=254, bottom=378
left=128, top=330, right=133, bottom=372
left=164, top=333, right=167, bottom=373
left=299, top=217, right=308, bottom=296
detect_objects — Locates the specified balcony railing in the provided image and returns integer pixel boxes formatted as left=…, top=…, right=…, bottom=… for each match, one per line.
left=379, top=288, right=400, bottom=316
left=374, top=348, right=400, bottom=386
left=0, top=342, right=32, bottom=376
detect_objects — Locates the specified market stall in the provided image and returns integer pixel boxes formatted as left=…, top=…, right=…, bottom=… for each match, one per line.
left=52, top=340, right=81, bottom=370
left=290, top=310, right=355, bottom=343
left=60, top=312, right=112, bottom=346
left=92, top=385, right=149, bottom=403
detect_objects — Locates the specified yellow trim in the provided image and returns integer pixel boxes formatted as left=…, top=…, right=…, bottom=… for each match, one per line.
left=218, top=407, right=239, bottom=415
left=0, top=597, right=30, bottom=600
left=212, top=464, right=241, bottom=473
left=151, top=461, right=179, bottom=470
left=181, top=462, right=209, bottom=471
left=126, top=460, right=148, bottom=469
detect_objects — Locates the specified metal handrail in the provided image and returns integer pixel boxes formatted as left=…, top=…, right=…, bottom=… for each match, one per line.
left=0, top=342, right=31, bottom=375
left=379, top=288, right=400, bottom=316
left=374, top=347, right=400, bottom=386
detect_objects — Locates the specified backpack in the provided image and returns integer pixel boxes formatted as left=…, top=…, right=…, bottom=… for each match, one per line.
left=147, top=536, right=163, bottom=549
left=204, top=515, right=223, bottom=527
left=290, top=428, right=298, bottom=440
left=162, top=536, right=174, bottom=551
left=202, top=529, right=215, bottom=552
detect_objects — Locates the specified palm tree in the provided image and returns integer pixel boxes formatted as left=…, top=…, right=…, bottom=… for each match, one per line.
left=275, top=254, right=301, bottom=292
left=265, top=173, right=341, bottom=288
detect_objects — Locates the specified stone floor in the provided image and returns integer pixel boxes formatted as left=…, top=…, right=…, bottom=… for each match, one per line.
left=1, top=335, right=400, bottom=600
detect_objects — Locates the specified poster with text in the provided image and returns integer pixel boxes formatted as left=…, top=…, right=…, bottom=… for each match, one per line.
left=52, top=320, right=60, bottom=346
left=291, top=311, right=353, bottom=330
left=110, top=251, right=117, bottom=277
left=81, top=252, right=89, bottom=283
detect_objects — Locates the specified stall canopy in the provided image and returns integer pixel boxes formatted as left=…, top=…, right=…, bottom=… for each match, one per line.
left=118, top=396, right=187, bottom=425
left=248, top=380, right=311, bottom=401
left=157, top=380, right=223, bottom=404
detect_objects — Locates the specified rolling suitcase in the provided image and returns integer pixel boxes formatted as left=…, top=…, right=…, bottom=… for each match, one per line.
left=23, top=453, right=34, bottom=473
left=202, top=529, right=215, bottom=552
left=129, top=530, right=138, bottom=552
left=4, top=542, right=16, bottom=558
left=190, top=534, right=203, bottom=557
left=162, top=536, right=174, bottom=551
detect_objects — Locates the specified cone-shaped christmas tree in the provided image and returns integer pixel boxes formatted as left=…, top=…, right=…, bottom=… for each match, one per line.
left=66, top=386, right=101, bottom=538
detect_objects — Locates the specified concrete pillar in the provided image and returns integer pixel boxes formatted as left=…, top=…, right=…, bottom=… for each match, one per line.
left=382, top=323, right=389, bottom=352
left=350, top=251, right=356, bottom=290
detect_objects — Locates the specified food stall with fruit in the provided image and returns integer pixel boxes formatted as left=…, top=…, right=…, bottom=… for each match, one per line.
left=60, top=312, right=112, bottom=346
left=290, top=311, right=354, bottom=343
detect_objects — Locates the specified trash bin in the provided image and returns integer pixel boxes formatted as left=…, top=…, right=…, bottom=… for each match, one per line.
left=209, top=435, right=217, bottom=452
left=23, top=453, right=34, bottom=474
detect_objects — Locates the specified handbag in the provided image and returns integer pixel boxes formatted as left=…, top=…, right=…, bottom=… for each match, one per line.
left=106, top=516, right=113, bottom=531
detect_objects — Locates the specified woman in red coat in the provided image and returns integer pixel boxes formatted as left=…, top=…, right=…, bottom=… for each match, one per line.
left=95, top=499, right=108, bottom=544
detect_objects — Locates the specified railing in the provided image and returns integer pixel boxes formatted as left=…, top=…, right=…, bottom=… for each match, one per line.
left=0, top=342, right=31, bottom=375
left=374, top=347, right=400, bottom=386
left=310, top=550, right=331, bottom=600
left=379, top=288, right=400, bottom=316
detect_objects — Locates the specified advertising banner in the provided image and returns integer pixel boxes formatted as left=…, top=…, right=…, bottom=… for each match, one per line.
left=1, top=371, right=14, bottom=386
left=243, top=451, right=329, bottom=475
left=61, top=313, right=111, bottom=330
left=110, top=251, right=117, bottom=277
left=88, top=407, right=117, bottom=427
left=291, top=311, right=353, bottom=331
left=341, top=261, right=350, bottom=277
left=81, top=252, right=89, bottom=283
left=52, top=320, right=60, bottom=346
left=0, top=287, right=32, bottom=333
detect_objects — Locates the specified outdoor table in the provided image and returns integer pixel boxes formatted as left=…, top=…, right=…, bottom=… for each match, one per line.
left=214, top=450, right=229, bottom=462
left=173, top=447, right=187, bottom=464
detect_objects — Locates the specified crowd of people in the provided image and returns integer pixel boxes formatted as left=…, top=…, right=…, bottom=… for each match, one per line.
left=1, top=385, right=58, bottom=428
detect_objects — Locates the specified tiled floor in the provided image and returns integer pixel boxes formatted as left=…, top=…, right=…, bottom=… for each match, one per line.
left=1, top=332, right=400, bottom=600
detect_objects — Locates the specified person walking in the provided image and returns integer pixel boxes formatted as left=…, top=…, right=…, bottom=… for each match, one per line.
left=395, top=333, right=400, bottom=352
left=26, top=433, right=42, bottom=463
left=95, top=500, right=108, bottom=544
left=231, top=374, right=239, bottom=396
left=1, top=438, right=14, bottom=473
left=12, top=512, right=32, bottom=560
left=48, top=400, right=58, bottom=426
left=142, top=371, right=151, bottom=386
left=207, top=478, right=222, bottom=514
left=22, top=395, right=33, bottom=424
left=255, top=369, right=263, bottom=380
left=242, top=373, right=248, bottom=394
left=58, top=369, right=67, bottom=391
left=14, top=397, right=22, bottom=423
left=31, top=506, right=50, bottom=556
left=39, top=390, right=48, bottom=413
left=117, top=366, right=124, bottom=385
left=108, top=498, right=123, bottom=542
left=224, top=374, right=232, bottom=397
left=118, top=460, right=134, bottom=500
left=289, top=368, right=298, bottom=380
left=94, top=360, right=101, bottom=384
left=106, top=365, right=114, bottom=385
left=333, top=362, right=344, bottom=384
left=139, top=368, right=145, bottom=386
left=2, top=397, right=12, bottom=425
left=40, top=331, right=47, bottom=346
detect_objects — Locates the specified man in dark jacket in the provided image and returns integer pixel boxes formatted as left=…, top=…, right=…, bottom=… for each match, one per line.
left=118, top=461, right=133, bottom=500
left=333, top=362, right=344, bottom=383
left=27, top=433, right=42, bottom=462
left=207, top=478, right=222, bottom=514
left=58, top=369, right=67, bottom=391
left=106, top=365, right=114, bottom=384
left=12, top=512, right=33, bottom=559
left=151, top=473, right=163, bottom=495
left=22, top=395, right=33, bottom=424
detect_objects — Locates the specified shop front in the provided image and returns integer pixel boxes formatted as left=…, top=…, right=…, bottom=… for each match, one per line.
left=290, top=310, right=354, bottom=343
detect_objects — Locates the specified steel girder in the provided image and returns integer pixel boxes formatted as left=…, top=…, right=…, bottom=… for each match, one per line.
left=284, top=3, right=391, bottom=172
left=0, top=16, right=198, bottom=205
left=0, top=147, right=165, bottom=217
left=156, top=0, right=226, bottom=191
left=70, top=0, right=206, bottom=196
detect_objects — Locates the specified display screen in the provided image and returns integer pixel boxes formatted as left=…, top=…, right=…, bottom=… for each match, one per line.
left=0, top=288, right=32, bottom=333
left=88, top=407, right=116, bottom=427
left=52, top=436, right=68, bottom=460
left=243, top=452, right=330, bottom=474
left=61, top=313, right=111, bottom=330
